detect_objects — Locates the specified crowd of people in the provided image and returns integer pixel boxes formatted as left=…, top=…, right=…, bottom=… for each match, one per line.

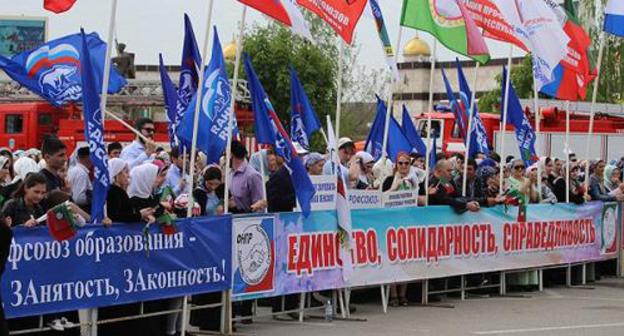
left=1, top=116, right=624, bottom=335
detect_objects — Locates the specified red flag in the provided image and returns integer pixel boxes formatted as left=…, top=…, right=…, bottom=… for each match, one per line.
left=463, top=0, right=528, bottom=52
left=44, top=0, right=77, bottom=13
left=296, top=0, right=367, bottom=44
left=238, top=0, right=292, bottom=26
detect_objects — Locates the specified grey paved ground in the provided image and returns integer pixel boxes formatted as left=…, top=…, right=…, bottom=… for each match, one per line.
left=234, top=277, right=624, bottom=336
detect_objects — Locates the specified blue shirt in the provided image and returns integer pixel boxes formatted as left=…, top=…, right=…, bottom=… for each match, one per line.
left=165, top=164, right=191, bottom=196
left=120, top=140, right=152, bottom=169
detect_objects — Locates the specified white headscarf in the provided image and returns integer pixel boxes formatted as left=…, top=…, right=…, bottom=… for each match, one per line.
left=12, top=157, right=40, bottom=183
left=128, top=163, right=158, bottom=199
left=108, top=158, right=127, bottom=182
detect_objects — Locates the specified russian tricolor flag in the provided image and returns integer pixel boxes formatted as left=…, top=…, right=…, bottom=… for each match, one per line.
left=605, top=0, right=624, bottom=37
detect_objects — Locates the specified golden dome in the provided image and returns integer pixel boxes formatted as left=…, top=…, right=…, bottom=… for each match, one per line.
left=223, top=41, right=236, bottom=61
left=403, top=37, right=431, bottom=57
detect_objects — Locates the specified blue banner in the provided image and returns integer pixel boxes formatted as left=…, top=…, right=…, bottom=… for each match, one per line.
left=2, top=216, right=232, bottom=319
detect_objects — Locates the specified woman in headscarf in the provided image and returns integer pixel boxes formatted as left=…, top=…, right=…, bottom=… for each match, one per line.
left=192, top=165, right=224, bottom=216
left=552, top=163, right=589, bottom=204
left=2, top=157, right=40, bottom=201
left=128, top=160, right=169, bottom=219
left=507, top=159, right=536, bottom=205
left=106, top=158, right=155, bottom=223
left=604, top=165, right=622, bottom=194
left=526, top=163, right=557, bottom=204
left=0, top=148, right=14, bottom=183
left=0, top=156, right=13, bottom=208
left=349, top=151, right=375, bottom=189
left=304, top=152, right=325, bottom=176
left=382, top=152, right=420, bottom=193
left=589, top=160, right=622, bottom=202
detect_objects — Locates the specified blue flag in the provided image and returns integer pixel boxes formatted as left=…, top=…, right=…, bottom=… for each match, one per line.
left=174, top=14, right=203, bottom=148
left=176, top=27, right=237, bottom=164
left=158, top=54, right=179, bottom=148
left=364, top=96, right=386, bottom=161
left=243, top=53, right=315, bottom=217
left=429, top=130, right=438, bottom=170
left=289, top=65, right=321, bottom=150
left=501, top=66, right=537, bottom=167
left=441, top=68, right=468, bottom=140
left=364, top=97, right=412, bottom=162
left=0, top=32, right=126, bottom=107
left=401, top=105, right=426, bottom=155
left=456, top=59, right=490, bottom=158
left=79, top=29, right=110, bottom=224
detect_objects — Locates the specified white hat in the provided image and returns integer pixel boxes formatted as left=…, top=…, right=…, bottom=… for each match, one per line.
left=337, top=137, right=354, bottom=149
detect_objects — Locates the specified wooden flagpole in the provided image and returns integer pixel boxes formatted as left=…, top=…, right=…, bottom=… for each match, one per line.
left=186, top=0, right=215, bottom=217
left=424, top=39, right=437, bottom=206
left=584, top=32, right=606, bottom=192
left=498, top=44, right=514, bottom=194
left=223, top=6, right=248, bottom=215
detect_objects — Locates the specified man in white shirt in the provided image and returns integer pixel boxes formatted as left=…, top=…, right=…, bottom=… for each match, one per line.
left=67, top=147, right=92, bottom=211
left=120, top=117, right=157, bottom=169
left=164, top=147, right=190, bottom=196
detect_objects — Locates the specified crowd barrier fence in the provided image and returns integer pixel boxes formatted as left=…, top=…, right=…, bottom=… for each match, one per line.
left=3, top=201, right=622, bottom=334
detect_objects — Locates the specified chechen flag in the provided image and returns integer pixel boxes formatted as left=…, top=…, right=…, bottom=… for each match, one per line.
left=605, top=0, right=624, bottom=37
left=326, top=115, right=353, bottom=281
left=44, top=0, right=77, bottom=13
left=238, top=0, right=313, bottom=41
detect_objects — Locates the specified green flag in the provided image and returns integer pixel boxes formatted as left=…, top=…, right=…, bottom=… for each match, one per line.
left=400, top=0, right=490, bottom=64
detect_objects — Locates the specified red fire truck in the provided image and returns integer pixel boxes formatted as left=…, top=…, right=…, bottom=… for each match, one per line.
left=413, top=106, right=624, bottom=160
left=0, top=101, right=255, bottom=155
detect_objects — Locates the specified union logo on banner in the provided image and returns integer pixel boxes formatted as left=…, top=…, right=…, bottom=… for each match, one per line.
left=233, top=216, right=276, bottom=298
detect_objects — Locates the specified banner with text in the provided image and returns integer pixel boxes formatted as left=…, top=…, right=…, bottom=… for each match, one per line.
left=232, top=202, right=615, bottom=301
left=2, top=216, right=232, bottom=318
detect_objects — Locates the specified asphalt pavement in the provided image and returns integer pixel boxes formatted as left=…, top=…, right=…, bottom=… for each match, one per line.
left=233, top=277, right=624, bottom=336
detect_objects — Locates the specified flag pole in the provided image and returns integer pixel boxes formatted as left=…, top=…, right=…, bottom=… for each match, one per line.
left=99, top=0, right=118, bottom=126
left=532, top=73, right=542, bottom=202
left=186, top=0, right=215, bottom=217
left=498, top=44, right=514, bottom=195
left=224, top=6, right=248, bottom=215
left=89, top=0, right=118, bottom=332
left=424, top=39, right=437, bottom=206
left=461, top=61, right=480, bottom=197
left=335, top=39, right=344, bottom=139
left=380, top=27, right=403, bottom=164
left=584, top=32, right=606, bottom=192
left=565, top=100, right=571, bottom=203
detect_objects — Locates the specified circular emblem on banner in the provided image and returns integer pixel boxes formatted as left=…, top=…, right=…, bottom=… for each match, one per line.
left=602, top=206, right=616, bottom=251
left=237, top=224, right=271, bottom=286
left=429, top=0, right=463, bottom=28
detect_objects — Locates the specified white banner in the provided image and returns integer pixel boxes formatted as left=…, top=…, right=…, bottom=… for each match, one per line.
left=382, top=190, right=418, bottom=208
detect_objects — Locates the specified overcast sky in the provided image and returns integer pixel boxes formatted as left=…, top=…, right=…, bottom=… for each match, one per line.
left=4, top=0, right=526, bottom=69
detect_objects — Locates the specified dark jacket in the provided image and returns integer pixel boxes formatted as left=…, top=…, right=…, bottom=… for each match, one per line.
left=552, top=176, right=585, bottom=204
left=266, top=166, right=296, bottom=213
left=1, top=197, right=45, bottom=226
left=107, top=184, right=142, bottom=223
left=428, top=176, right=486, bottom=213
left=130, top=194, right=164, bottom=220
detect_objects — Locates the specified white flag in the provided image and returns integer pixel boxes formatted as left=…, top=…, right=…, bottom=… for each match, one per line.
left=493, top=0, right=570, bottom=90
